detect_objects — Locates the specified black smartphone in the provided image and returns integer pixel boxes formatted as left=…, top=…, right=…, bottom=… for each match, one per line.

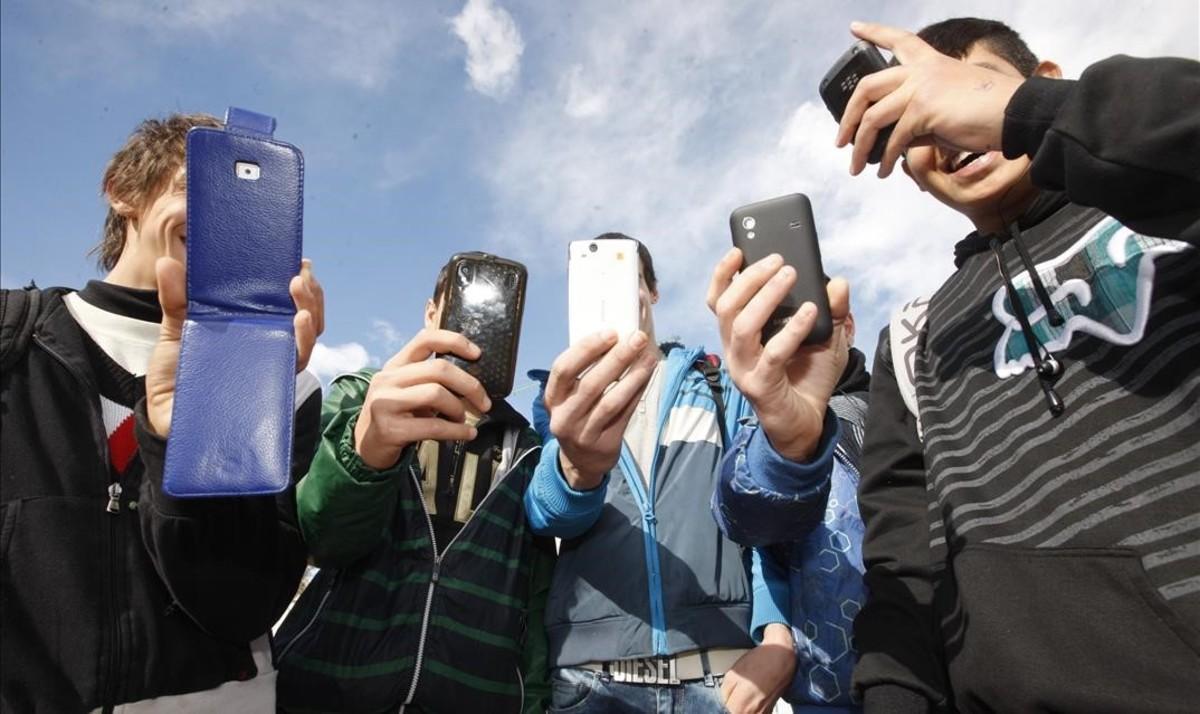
left=729, top=194, right=832, bottom=345
left=437, top=253, right=527, bottom=400
left=819, top=40, right=898, bottom=165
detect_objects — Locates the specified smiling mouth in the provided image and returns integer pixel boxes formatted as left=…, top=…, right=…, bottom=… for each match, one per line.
left=947, top=151, right=987, bottom=173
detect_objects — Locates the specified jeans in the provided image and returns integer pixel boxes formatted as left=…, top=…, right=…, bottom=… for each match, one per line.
left=548, top=667, right=728, bottom=714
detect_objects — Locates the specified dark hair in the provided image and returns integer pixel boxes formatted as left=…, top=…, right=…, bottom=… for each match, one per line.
left=592, top=232, right=658, bottom=293
left=432, top=251, right=493, bottom=301
left=918, top=18, right=1039, bottom=77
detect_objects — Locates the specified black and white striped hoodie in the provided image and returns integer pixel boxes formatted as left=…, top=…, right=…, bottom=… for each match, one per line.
left=852, top=55, right=1200, bottom=713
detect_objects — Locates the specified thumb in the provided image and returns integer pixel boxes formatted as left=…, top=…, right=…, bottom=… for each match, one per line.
left=155, top=257, right=187, bottom=340
left=827, top=277, right=851, bottom=322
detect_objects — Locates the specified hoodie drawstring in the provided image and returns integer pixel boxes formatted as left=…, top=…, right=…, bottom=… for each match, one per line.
left=1008, top=223, right=1065, bottom=327
left=989, top=235, right=1065, bottom=417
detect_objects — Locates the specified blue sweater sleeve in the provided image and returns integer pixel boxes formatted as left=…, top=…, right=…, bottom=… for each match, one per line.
left=711, top=409, right=839, bottom=547
left=524, top=438, right=609, bottom=538
left=749, top=546, right=791, bottom=642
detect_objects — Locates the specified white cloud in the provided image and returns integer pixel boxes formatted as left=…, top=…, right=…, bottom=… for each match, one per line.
left=307, top=341, right=374, bottom=385
left=450, top=0, right=525, bottom=99
left=472, top=0, right=1198, bottom=359
left=369, top=318, right=405, bottom=352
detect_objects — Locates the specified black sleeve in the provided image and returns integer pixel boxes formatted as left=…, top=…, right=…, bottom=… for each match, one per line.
left=132, top=389, right=322, bottom=643
left=851, top=328, right=946, bottom=713
left=1002, top=55, right=1200, bottom=243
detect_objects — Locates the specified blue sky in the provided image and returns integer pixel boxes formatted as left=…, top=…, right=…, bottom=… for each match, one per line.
left=3, top=0, right=1196, bottom=412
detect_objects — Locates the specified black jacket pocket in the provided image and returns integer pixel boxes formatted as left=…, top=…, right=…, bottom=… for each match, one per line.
left=947, top=545, right=1200, bottom=714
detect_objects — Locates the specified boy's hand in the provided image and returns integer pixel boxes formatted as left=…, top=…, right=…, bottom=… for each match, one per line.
left=145, top=257, right=326, bottom=437
left=837, top=21, right=1025, bottom=178
left=544, top=330, right=657, bottom=490
left=708, top=249, right=850, bottom=462
left=353, top=329, right=492, bottom=470
left=722, top=624, right=796, bottom=714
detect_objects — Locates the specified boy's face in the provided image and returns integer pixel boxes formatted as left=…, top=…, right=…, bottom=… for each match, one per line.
left=901, top=44, right=1038, bottom=228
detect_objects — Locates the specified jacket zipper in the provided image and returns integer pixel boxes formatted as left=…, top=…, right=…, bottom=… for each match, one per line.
left=34, top=333, right=124, bottom=710
left=274, top=574, right=339, bottom=663
left=402, top=444, right=541, bottom=710
left=617, top=352, right=695, bottom=656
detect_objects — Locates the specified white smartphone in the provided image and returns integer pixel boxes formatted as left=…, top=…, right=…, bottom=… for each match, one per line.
left=568, top=238, right=641, bottom=346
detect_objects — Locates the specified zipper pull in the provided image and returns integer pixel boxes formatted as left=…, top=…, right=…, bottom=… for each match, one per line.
left=431, top=558, right=441, bottom=584
left=106, top=482, right=122, bottom=514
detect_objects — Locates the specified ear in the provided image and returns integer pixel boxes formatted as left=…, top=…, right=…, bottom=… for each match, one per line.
left=1033, top=60, right=1062, bottom=80
left=650, top=288, right=659, bottom=305
left=106, top=182, right=138, bottom=218
left=844, top=311, right=856, bottom=348
left=424, top=298, right=438, bottom=329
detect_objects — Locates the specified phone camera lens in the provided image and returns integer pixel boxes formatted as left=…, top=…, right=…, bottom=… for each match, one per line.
left=588, top=243, right=598, bottom=253
left=742, top=216, right=756, bottom=230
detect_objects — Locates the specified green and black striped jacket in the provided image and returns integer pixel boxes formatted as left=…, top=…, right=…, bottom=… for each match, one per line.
left=274, top=369, right=553, bottom=714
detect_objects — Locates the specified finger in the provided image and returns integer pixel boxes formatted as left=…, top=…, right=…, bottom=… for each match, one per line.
left=387, top=328, right=481, bottom=368
left=294, top=309, right=316, bottom=372
left=836, top=65, right=907, bottom=148
left=154, top=257, right=187, bottom=341
left=849, top=21, right=916, bottom=55
left=573, top=331, right=650, bottom=407
left=728, top=264, right=797, bottom=364
left=706, top=247, right=743, bottom=313
left=301, top=259, right=326, bottom=335
left=827, top=277, right=851, bottom=322
left=545, top=331, right=619, bottom=406
left=379, top=359, right=491, bottom=414
left=714, top=254, right=785, bottom=337
left=878, top=100, right=923, bottom=178
left=583, top=350, right=657, bottom=437
left=720, top=672, right=737, bottom=704
left=762, top=302, right=817, bottom=367
left=851, top=85, right=910, bottom=175
left=383, top=416, right=477, bottom=445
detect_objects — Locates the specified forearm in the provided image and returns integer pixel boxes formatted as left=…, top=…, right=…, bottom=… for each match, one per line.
left=712, top=414, right=838, bottom=547
left=524, top=439, right=608, bottom=538
left=1004, top=56, right=1200, bottom=242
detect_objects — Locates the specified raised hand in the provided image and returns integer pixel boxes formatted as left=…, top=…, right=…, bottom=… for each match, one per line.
left=544, top=330, right=657, bottom=489
left=353, top=328, right=492, bottom=470
left=708, top=249, right=850, bottom=461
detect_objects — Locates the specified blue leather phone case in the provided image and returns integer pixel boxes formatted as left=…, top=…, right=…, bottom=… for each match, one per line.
left=163, top=107, right=303, bottom=497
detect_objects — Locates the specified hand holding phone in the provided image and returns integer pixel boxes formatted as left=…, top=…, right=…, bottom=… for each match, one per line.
left=728, top=194, right=831, bottom=345
left=820, top=40, right=898, bottom=165
left=436, top=253, right=527, bottom=400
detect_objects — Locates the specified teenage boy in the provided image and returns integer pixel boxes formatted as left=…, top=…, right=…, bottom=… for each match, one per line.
left=0, top=113, right=325, bottom=711
left=835, top=18, right=1200, bottom=712
left=708, top=261, right=870, bottom=714
left=525, top=234, right=836, bottom=713
left=274, top=252, right=554, bottom=714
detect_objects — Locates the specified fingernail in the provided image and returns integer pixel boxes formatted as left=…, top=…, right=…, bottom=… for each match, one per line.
left=768, top=253, right=784, bottom=266
left=483, top=397, right=493, bottom=412
left=850, top=20, right=864, bottom=30
left=630, top=331, right=648, bottom=349
left=778, top=266, right=796, bottom=280
left=469, top=427, right=478, bottom=440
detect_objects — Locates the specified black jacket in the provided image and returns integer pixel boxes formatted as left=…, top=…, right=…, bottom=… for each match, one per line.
left=0, top=287, right=320, bottom=712
left=853, top=56, right=1200, bottom=713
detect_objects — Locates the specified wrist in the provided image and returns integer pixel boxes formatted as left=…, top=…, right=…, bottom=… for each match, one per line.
left=762, top=622, right=795, bottom=648
left=558, top=451, right=604, bottom=491
left=354, top=411, right=405, bottom=471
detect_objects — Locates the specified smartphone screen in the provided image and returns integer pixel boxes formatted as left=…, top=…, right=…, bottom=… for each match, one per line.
left=819, top=40, right=897, bottom=165
left=438, top=254, right=527, bottom=399
left=568, top=238, right=641, bottom=346
left=729, top=194, right=832, bottom=345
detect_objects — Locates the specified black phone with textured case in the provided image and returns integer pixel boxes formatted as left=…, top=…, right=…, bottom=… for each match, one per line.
left=437, top=253, right=527, bottom=399
left=729, top=194, right=832, bottom=345
left=819, top=41, right=897, bottom=164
